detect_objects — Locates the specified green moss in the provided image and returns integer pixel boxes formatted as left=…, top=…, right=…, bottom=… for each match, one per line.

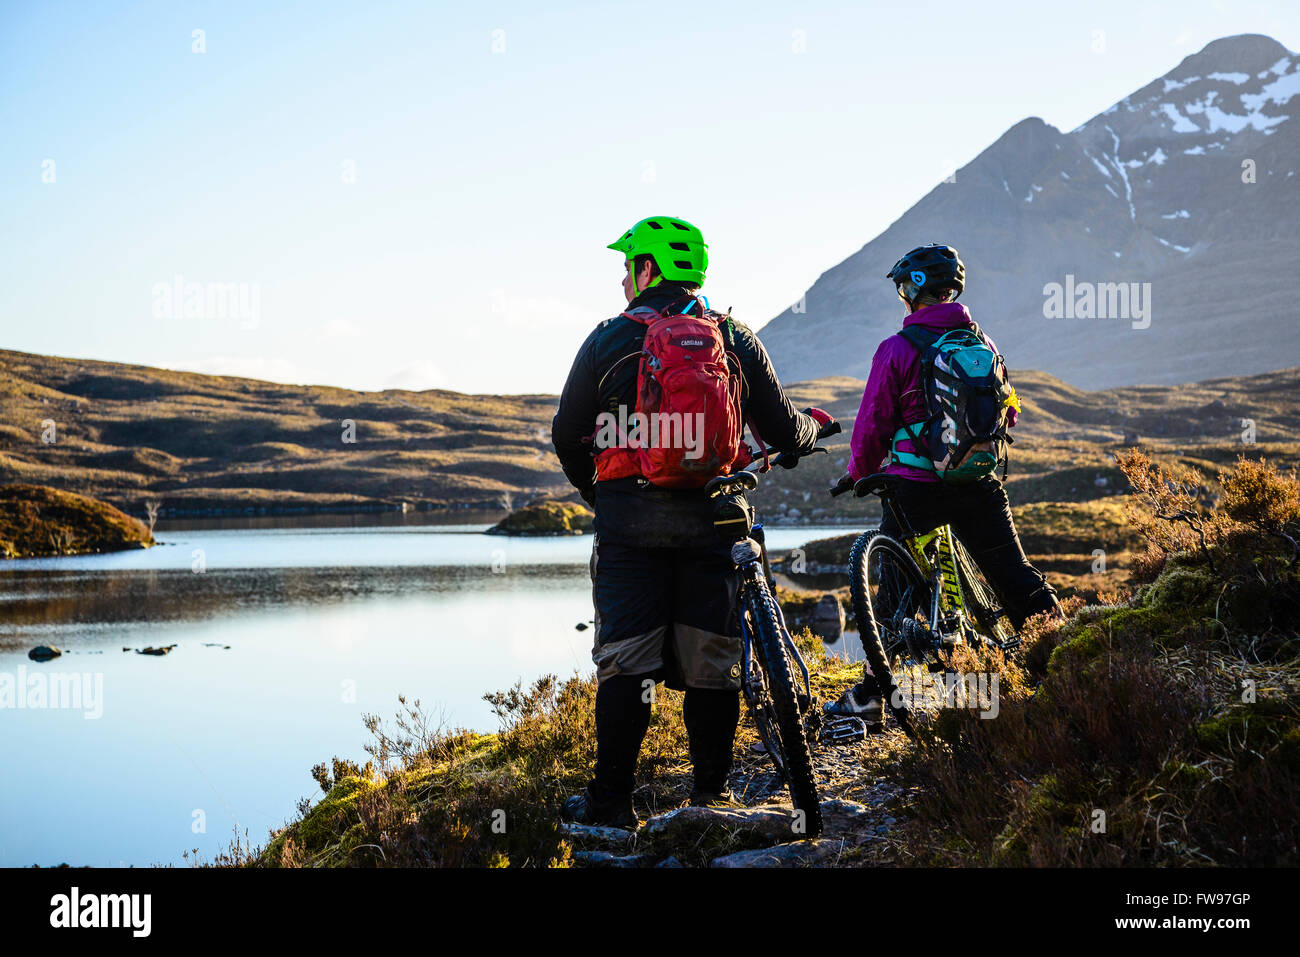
left=1195, top=699, right=1296, bottom=759
left=296, top=775, right=371, bottom=848
left=487, top=500, right=593, bottom=536
left=1045, top=624, right=1106, bottom=674
left=1141, top=564, right=1217, bottom=614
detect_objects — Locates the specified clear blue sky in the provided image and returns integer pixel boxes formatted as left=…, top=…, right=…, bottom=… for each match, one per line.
left=2, top=0, right=1296, bottom=393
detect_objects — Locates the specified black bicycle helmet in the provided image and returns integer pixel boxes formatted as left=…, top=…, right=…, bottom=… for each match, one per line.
left=886, top=243, right=965, bottom=301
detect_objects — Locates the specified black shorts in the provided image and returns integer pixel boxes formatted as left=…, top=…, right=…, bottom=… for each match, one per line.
left=589, top=535, right=742, bottom=691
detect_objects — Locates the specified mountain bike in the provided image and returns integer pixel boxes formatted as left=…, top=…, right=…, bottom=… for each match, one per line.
left=705, top=419, right=841, bottom=837
left=830, top=472, right=1020, bottom=735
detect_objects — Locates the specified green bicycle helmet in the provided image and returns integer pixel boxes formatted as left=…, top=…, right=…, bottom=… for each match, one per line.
left=608, top=216, right=708, bottom=288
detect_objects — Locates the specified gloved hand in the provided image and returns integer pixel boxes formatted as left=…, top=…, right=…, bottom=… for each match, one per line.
left=803, top=407, right=839, bottom=439
left=831, top=471, right=855, bottom=496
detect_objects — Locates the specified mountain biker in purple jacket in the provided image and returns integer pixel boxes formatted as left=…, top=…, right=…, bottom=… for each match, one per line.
left=826, top=244, right=1061, bottom=724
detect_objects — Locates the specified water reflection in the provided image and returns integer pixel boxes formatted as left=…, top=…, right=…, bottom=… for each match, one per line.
left=0, top=522, right=858, bottom=866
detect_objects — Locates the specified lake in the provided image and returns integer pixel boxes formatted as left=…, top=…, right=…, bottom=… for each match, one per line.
left=0, top=519, right=861, bottom=867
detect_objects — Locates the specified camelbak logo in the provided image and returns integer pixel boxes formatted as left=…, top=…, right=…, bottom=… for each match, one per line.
left=677, top=338, right=706, bottom=348
left=910, top=270, right=926, bottom=286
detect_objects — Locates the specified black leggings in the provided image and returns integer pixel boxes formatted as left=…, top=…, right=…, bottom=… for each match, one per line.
left=869, top=475, right=1059, bottom=653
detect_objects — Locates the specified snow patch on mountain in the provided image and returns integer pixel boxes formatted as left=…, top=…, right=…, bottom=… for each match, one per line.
left=1241, top=68, right=1300, bottom=110
left=1160, top=103, right=1199, bottom=132
left=1107, top=127, right=1136, bottom=220
left=1164, top=75, right=1199, bottom=92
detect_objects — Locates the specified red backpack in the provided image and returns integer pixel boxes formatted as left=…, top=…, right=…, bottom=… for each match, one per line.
left=593, top=299, right=747, bottom=489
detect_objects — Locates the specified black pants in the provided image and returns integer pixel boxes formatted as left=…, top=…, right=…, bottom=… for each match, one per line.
left=863, top=476, right=1059, bottom=678
left=588, top=481, right=743, bottom=799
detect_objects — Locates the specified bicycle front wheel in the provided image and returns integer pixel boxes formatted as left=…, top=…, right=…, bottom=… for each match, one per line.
left=952, top=537, right=1019, bottom=649
left=742, top=582, right=823, bottom=837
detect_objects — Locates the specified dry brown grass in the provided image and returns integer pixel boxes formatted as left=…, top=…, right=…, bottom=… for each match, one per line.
left=887, top=457, right=1300, bottom=866
left=0, top=483, right=153, bottom=557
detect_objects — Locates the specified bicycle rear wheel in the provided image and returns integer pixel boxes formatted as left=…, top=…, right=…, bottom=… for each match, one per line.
left=742, top=582, right=823, bottom=837
left=952, top=537, right=1019, bottom=649
left=848, top=530, right=930, bottom=734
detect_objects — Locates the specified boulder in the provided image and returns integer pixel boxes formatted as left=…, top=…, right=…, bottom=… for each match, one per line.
left=642, top=805, right=798, bottom=848
left=27, top=645, right=62, bottom=662
left=812, top=593, right=845, bottom=643
left=559, top=822, right=635, bottom=850
left=710, top=838, right=849, bottom=868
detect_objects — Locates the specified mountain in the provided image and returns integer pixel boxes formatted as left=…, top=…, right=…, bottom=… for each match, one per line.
left=759, top=34, right=1300, bottom=388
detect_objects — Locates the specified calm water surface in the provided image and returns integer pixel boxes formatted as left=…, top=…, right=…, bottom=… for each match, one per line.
left=0, top=520, right=857, bottom=867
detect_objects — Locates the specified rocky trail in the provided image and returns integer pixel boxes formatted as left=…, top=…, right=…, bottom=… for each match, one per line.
left=564, top=730, right=913, bottom=868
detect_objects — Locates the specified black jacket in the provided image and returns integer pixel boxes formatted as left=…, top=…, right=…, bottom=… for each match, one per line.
left=551, top=283, right=818, bottom=546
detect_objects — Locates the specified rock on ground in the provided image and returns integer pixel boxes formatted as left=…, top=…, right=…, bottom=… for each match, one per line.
left=559, top=822, right=636, bottom=850
left=710, top=838, right=850, bottom=868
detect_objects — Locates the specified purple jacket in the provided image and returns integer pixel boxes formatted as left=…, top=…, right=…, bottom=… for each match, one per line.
left=847, top=302, right=1018, bottom=483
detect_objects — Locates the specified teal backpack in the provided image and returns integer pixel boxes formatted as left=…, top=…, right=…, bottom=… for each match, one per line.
left=890, top=323, right=1014, bottom=483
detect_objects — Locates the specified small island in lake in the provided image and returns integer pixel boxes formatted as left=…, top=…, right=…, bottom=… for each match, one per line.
left=486, top=500, right=593, bottom=536
left=0, top=484, right=154, bottom=558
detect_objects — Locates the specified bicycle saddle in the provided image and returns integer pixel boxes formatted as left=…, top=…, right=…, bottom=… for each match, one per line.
left=706, top=471, right=759, bottom=497
left=853, top=472, right=898, bottom=498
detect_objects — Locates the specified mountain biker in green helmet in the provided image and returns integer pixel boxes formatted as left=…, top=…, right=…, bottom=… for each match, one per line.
left=826, top=243, right=1062, bottom=725
left=552, top=215, right=835, bottom=826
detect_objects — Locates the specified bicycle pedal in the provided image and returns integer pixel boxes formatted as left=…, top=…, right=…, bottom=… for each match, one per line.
left=820, top=717, right=877, bottom=745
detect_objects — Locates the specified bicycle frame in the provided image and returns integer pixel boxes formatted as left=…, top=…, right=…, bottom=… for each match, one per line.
left=904, top=525, right=971, bottom=642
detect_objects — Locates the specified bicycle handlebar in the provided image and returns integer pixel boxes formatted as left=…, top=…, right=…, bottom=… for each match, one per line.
left=739, top=418, right=841, bottom=474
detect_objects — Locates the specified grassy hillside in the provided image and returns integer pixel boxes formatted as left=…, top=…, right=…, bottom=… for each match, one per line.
left=0, top=484, right=153, bottom=558
left=0, top=349, right=569, bottom=517
left=2, top=348, right=1297, bottom=528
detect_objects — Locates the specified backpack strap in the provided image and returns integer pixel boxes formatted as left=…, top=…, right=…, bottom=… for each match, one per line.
left=708, top=307, right=765, bottom=471
left=899, top=325, right=943, bottom=354
left=890, top=326, right=945, bottom=471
